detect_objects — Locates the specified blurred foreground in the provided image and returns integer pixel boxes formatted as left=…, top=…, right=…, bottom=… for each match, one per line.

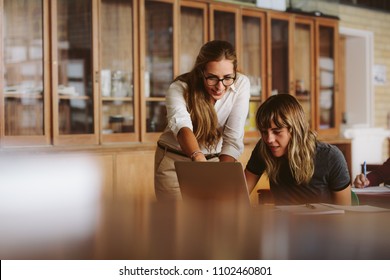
left=1, top=153, right=390, bottom=259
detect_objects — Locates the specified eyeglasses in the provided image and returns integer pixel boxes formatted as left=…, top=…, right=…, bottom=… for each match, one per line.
left=202, top=72, right=236, bottom=86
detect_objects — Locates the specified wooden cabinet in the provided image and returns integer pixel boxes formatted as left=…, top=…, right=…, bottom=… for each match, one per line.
left=267, top=12, right=293, bottom=97
left=141, top=0, right=173, bottom=142
left=294, top=17, right=315, bottom=127
left=1, top=0, right=50, bottom=146
left=140, top=0, right=209, bottom=143
left=315, top=18, right=340, bottom=136
left=99, top=0, right=139, bottom=143
left=1, top=0, right=343, bottom=147
left=179, top=1, right=208, bottom=74
left=52, top=0, right=100, bottom=146
left=266, top=11, right=339, bottom=137
left=209, top=2, right=239, bottom=48
left=0, top=0, right=350, bottom=202
left=241, top=9, right=266, bottom=137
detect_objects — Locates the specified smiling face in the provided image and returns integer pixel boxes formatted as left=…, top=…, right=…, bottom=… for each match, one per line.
left=203, top=59, right=235, bottom=102
left=260, top=120, right=291, bottom=158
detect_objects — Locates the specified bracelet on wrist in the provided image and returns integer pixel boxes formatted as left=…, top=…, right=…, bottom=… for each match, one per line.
left=190, top=150, right=203, bottom=161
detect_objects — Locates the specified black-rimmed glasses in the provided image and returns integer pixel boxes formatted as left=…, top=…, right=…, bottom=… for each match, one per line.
left=202, top=72, right=236, bottom=86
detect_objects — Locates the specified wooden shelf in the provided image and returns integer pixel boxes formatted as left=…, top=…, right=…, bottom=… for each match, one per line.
left=4, top=92, right=43, bottom=99
left=58, top=95, right=89, bottom=100
left=145, top=97, right=165, bottom=102
left=102, top=96, right=133, bottom=101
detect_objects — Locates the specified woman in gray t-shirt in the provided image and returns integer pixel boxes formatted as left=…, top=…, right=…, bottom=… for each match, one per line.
left=245, top=94, right=351, bottom=205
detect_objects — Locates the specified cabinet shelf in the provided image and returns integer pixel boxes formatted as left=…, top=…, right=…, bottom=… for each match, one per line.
left=58, top=95, right=90, bottom=100
left=4, top=92, right=43, bottom=99
left=295, top=94, right=310, bottom=101
left=102, top=96, right=133, bottom=102
left=249, top=96, right=262, bottom=102
left=146, top=97, right=165, bottom=102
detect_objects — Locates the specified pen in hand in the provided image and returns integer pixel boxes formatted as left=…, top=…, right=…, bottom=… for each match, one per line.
left=363, top=161, right=367, bottom=178
left=362, top=161, right=368, bottom=188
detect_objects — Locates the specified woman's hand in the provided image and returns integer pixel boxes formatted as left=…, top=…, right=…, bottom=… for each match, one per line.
left=219, top=154, right=236, bottom=162
left=192, top=152, right=207, bottom=162
left=353, top=173, right=370, bottom=188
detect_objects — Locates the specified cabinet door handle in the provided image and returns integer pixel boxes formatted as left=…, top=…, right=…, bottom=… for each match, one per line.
left=95, top=71, right=100, bottom=83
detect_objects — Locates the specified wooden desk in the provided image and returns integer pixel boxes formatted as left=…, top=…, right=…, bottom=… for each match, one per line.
left=353, top=186, right=390, bottom=209
left=1, top=199, right=390, bottom=260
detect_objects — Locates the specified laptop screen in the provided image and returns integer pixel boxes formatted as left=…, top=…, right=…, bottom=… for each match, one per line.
left=174, top=161, right=250, bottom=204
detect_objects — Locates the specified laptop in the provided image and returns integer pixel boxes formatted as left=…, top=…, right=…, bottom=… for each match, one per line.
left=174, top=161, right=250, bottom=204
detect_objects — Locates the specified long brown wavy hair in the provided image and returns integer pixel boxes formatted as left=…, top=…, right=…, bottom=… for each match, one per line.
left=256, top=94, right=317, bottom=185
left=174, top=40, right=237, bottom=151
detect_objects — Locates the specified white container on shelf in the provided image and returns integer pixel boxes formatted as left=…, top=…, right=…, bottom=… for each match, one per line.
left=256, top=0, right=286, bottom=11
left=272, top=0, right=286, bottom=11
left=256, top=0, right=271, bottom=9
left=101, top=69, right=111, bottom=97
left=144, top=71, right=150, bottom=98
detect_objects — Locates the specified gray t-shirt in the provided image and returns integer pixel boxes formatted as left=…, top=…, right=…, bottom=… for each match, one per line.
left=246, top=141, right=351, bottom=205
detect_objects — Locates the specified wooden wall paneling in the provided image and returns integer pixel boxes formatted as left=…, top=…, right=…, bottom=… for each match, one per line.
left=95, top=153, right=115, bottom=201
left=115, top=149, right=156, bottom=201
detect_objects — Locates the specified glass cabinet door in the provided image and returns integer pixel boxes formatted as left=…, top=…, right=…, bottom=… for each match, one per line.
left=2, top=0, right=49, bottom=145
left=316, top=20, right=339, bottom=135
left=268, top=14, right=292, bottom=96
left=143, top=0, right=173, bottom=140
left=100, top=0, right=137, bottom=143
left=294, top=18, right=314, bottom=128
left=210, top=5, right=238, bottom=47
left=241, top=10, right=266, bottom=137
left=179, top=2, right=206, bottom=74
left=53, top=0, right=97, bottom=144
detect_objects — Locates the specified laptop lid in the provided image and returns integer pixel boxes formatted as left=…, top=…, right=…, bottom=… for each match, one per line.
left=174, top=161, right=250, bottom=204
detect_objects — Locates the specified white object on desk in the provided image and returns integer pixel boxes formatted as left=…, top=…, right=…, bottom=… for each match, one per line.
left=352, top=186, right=390, bottom=193
left=276, top=204, right=345, bottom=215
left=322, top=203, right=390, bottom=213
left=0, top=153, right=102, bottom=253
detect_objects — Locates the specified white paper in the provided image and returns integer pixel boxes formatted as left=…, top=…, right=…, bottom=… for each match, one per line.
left=352, top=186, right=390, bottom=193
left=322, top=203, right=390, bottom=213
left=276, top=204, right=345, bottom=215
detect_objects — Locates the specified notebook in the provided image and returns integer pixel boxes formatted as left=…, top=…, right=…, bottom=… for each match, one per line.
left=174, top=161, right=250, bottom=204
left=352, top=186, right=390, bottom=193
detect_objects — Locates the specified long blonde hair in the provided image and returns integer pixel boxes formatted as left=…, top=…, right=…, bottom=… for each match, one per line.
left=174, top=40, right=237, bottom=151
left=256, top=94, right=317, bottom=185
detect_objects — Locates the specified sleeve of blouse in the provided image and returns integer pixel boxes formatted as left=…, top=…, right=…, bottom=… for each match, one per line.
left=328, top=146, right=351, bottom=191
left=165, top=81, right=193, bottom=137
left=220, top=74, right=251, bottom=159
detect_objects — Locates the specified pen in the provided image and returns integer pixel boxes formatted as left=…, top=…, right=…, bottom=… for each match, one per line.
left=363, top=161, right=367, bottom=178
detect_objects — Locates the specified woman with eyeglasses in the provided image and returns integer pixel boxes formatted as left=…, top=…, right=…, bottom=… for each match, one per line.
left=154, top=40, right=250, bottom=201
left=245, top=94, right=351, bottom=205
